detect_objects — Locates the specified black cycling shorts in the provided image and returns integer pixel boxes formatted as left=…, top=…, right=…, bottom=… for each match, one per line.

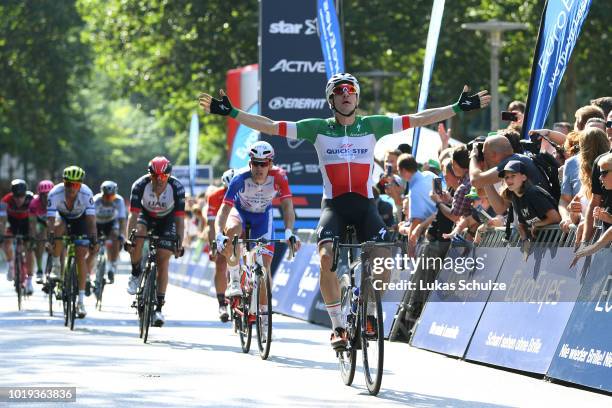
left=61, top=213, right=90, bottom=246
left=137, top=212, right=177, bottom=251
left=97, top=220, right=118, bottom=238
left=316, top=193, right=389, bottom=245
left=7, top=217, right=29, bottom=237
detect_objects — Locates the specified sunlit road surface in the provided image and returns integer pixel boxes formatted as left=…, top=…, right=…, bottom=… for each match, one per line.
left=0, top=268, right=609, bottom=407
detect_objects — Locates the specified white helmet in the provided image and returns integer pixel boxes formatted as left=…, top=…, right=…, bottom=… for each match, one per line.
left=221, top=169, right=235, bottom=187
left=325, top=73, right=360, bottom=106
left=249, top=141, right=275, bottom=161
left=101, top=180, right=118, bottom=195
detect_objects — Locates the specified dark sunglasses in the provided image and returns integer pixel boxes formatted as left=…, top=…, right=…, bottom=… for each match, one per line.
left=600, top=169, right=610, bottom=177
left=250, top=161, right=269, bottom=168
left=332, top=84, right=358, bottom=96
left=606, top=121, right=612, bottom=129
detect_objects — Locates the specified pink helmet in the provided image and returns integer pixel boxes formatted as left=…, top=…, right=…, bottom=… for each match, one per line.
left=37, top=180, right=54, bottom=194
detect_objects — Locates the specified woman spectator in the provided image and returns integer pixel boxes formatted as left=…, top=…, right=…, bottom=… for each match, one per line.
left=487, top=160, right=561, bottom=241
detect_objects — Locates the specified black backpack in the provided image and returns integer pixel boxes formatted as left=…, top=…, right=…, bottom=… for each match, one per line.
left=531, top=152, right=561, bottom=204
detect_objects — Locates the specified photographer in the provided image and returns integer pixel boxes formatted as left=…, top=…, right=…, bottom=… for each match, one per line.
left=430, top=145, right=472, bottom=224
left=470, top=136, right=546, bottom=214
left=402, top=158, right=460, bottom=327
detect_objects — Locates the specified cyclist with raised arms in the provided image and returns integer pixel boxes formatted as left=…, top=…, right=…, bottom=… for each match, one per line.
left=47, top=166, right=97, bottom=318
left=29, top=180, right=54, bottom=284
left=214, top=142, right=300, bottom=325
left=89, top=181, right=127, bottom=285
left=126, top=156, right=185, bottom=327
left=206, top=168, right=235, bottom=322
left=0, top=179, right=35, bottom=293
left=200, top=74, right=490, bottom=350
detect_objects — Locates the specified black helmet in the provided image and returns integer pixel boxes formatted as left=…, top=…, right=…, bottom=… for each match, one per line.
left=11, top=179, right=27, bottom=197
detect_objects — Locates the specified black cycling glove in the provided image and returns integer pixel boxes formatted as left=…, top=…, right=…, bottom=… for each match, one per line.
left=453, top=89, right=482, bottom=112
left=210, top=95, right=235, bottom=116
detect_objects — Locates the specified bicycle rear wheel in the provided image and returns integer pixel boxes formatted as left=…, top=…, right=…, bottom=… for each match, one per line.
left=338, top=274, right=357, bottom=386
left=143, top=265, right=156, bottom=343
left=255, top=267, right=273, bottom=360
left=69, top=261, right=78, bottom=331
left=360, top=277, right=384, bottom=396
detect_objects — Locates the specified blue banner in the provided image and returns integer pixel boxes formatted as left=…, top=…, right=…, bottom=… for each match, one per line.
left=547, top=249, right=612, bottom=392
left=317, top=0, right=344, bottom=79
left=412, top=0, right=445, bottom=157
left=523, top=0, right=592, bottom=137
left=229, top=102, right=260, bottom=169
left=465, top=246, right=585, bottom=374
left=188, top=113, right=199, bottom=196
left=411, top=246, right=506, bottom=357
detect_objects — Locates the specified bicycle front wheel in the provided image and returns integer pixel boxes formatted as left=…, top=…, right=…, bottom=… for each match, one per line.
left=255, top=267, right=272, bottom=360
left=360, top=277, right=384, bottom=396
left=95, top=254, right=106, bottom=310
left=69, top=261, right=78, bottom=331
left=143, top=265, right=156, bottom=344
left=15, top=255, right=22, bottom=311
left=338, top=274, right=357, bottom=386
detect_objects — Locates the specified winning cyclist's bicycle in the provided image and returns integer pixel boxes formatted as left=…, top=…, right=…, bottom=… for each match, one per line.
left=331, top=225, right=398, bottom=396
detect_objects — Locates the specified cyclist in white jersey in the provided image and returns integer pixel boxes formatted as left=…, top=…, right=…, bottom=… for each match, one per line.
left=47, top=166, right=97, bottom=318
left=200, top=74, right=490, bottom=350
left=89, top=181, right=127, bottom=284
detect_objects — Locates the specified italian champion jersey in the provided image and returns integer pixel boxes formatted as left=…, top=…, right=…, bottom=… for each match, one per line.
left=278, top=115, right=412, bottom=199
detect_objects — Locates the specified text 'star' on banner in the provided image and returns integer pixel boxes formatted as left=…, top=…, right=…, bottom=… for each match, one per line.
left=523, top=0, right=592, bottom=138
left=260, top=0, right=329, bottom=227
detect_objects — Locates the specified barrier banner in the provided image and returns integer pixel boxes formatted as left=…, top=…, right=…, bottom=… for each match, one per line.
left=547, top=249, right=612, bottom=392
left=523, top=0, right=592, bottom=137
left=465, top=246, right=585, bottom=374
left=260, top=0, right=326, bottom=231
left=168, top=247, right=215, bottom=294
left=410, top=246, right=507, bottom=357
left=271, top=243, right=321, bottom=320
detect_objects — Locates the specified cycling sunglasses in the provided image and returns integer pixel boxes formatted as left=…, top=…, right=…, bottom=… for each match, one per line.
left=250, top=160, right=270, bottom=168
left=332, top=84, right=358, bottom=95
left=64, top=181, right=82, bottom=189
left=150, top=173, right=170, bottom=181
left=606, top=120, right=612, bottom=129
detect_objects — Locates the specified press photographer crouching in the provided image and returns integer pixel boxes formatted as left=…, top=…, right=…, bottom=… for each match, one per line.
left=494, top=160, right=561, bottom=241
left=399, top=158, right=460, bottom=333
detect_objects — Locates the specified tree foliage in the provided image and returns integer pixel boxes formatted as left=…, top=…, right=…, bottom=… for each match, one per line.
left=1, top=0, right=609, bottom=190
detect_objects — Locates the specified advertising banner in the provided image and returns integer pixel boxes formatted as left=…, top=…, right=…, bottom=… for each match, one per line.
left=317, top=0, right=344, bottom=79
left=547, top=249, right=612, bottom=392
left=465, top=246, right=585, bottom=374
left=410, top=246, right=507, bottom=357
left=260, top=0, right=327, bottom=230
left=523, top=0, right=592, bottom=137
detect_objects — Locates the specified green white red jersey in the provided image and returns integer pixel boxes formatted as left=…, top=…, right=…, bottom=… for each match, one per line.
left=278, top=115, right=412, bottom=199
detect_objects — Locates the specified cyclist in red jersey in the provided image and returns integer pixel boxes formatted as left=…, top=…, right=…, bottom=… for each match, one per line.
left=0, top=179, right=35, bottom=293
left=29, top=180, right=54, bottom=284
left=206, top=169, right=235, bottom=322
left=200, top=74, right=490, bottom=350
